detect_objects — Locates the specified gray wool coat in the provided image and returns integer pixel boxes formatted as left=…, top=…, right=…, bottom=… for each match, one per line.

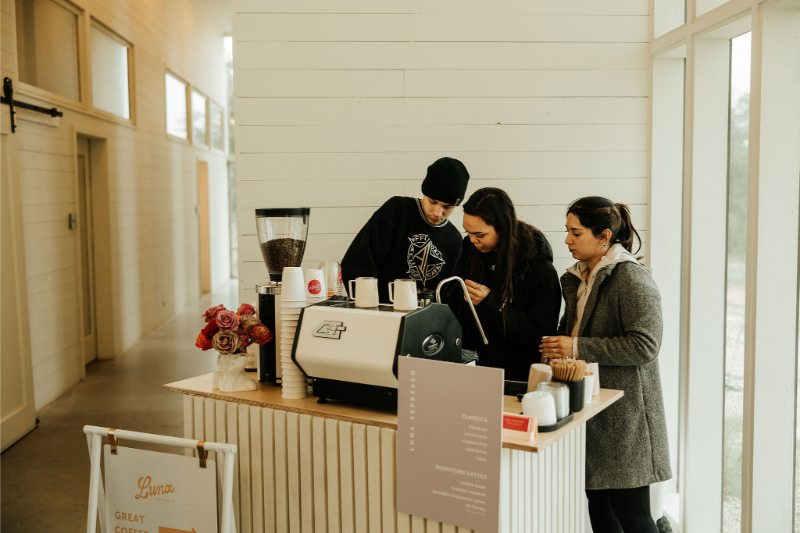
left=558, top=261, right=672, bottom=490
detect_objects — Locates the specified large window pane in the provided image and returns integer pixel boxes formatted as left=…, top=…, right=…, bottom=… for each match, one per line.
left=225, top=35, right=236, bottom=157
left=723, top=31, right=751, bottom=533
left=192, top=91, right=208, bottom=146
left=90, top=24, right=130, bottom=119
left=15, top=0, right=81, bottom=101
left=165, top=73, right=188, bottom=139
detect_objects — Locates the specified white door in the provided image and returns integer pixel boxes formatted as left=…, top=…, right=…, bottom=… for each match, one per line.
left=77, top=138, right=98, bottom=364
left=1, top=119, right=38, bottom=451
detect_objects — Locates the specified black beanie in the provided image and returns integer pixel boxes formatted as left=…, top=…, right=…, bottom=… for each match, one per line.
left=421, top=157, right=470, bottom=206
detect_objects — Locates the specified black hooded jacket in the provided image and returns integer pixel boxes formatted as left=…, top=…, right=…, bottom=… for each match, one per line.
left=453, top=224, right=562, bottom=381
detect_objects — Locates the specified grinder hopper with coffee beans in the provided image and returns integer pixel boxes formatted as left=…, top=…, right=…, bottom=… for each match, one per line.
left=254, top=208, right=311, bottom=383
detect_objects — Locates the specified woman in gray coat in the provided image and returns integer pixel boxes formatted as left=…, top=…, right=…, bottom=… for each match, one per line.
left=540, top=196, right=672, bottom=533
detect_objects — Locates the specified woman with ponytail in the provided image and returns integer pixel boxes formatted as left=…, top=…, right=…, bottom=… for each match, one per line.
left=540, top=196, right=671, bottom=533
left=453, top=187, right=561, bottom=381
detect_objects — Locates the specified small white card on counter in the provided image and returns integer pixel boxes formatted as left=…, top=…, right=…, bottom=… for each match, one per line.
left=396, top=357, right=503, bottom=533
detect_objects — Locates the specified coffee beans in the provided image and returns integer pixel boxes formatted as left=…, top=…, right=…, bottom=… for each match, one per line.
left=261, top=238, right=306, bottom=273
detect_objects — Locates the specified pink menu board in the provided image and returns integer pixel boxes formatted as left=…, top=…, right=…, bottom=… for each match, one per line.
left=396, top=357, right=504, bottom=533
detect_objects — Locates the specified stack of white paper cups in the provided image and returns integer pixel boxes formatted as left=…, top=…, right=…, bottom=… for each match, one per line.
left=304, top=268, right=327, bottom=305
left=280, top=267, right=308, bottom=399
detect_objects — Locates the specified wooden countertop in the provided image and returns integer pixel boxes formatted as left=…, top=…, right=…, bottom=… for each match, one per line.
left=164, top=374, right=622, bottom=453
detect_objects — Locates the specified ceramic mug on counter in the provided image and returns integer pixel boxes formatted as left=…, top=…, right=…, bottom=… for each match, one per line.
left=388, top=279, right=418, bottom=311
left=348, top=277, right=379, bottom=308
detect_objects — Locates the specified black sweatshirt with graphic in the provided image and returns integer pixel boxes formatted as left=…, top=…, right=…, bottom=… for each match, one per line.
left=341, top=197, right=463, bottom=303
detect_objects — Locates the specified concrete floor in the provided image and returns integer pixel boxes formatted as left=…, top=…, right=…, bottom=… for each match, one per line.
left=1, top=280, right=239, bottom=532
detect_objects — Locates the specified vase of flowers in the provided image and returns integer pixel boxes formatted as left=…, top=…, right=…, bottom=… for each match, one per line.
left=195, top=303, right=274, bottom=392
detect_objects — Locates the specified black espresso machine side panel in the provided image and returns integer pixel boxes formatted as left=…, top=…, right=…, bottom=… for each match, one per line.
left=393, top=303, right=462, bottom=377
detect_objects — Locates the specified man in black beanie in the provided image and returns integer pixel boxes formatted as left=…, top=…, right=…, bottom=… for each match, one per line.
left=342, top=157, right=470, bottom=303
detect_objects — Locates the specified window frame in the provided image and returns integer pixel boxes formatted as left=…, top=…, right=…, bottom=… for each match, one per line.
left=16, top=0, right=87, bottom=110
left=87, top=17, right=136, bottom=126
left=651, top=1, right=800, bottom=531
left=190, top=88, right=210, bottom=148
left=164, top=68, right=191, bottom=144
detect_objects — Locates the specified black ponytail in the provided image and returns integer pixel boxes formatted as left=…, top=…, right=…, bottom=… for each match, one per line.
left=567, top=197, right=642, bottom=257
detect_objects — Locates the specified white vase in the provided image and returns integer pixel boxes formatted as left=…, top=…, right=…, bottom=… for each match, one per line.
left=211, top=352, right=257, bottom=392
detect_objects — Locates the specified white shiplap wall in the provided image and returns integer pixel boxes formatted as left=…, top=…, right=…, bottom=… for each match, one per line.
left=233, top=0, right=650, bottom=303
left=2, top=0, right=232, bottom=409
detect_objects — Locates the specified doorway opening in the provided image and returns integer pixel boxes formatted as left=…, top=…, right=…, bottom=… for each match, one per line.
left=77, top=137, right=97, bottom=365
left=76, top=135, right=115, bottom=362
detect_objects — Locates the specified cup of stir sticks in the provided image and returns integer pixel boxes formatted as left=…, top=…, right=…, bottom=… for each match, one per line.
left=550, top=358, right=587, bottom=414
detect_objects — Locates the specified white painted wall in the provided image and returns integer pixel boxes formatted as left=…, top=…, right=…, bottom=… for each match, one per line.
left=232, top=1, right=651, bottom=304
left=2, top=0, right=232, bottom=410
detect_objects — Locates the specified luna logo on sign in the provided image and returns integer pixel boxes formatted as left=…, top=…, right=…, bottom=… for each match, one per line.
left=135, top=475, right=175, bottom=500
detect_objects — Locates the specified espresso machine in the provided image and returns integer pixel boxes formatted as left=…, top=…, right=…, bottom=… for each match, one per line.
left=290, top=277, right=488, bottom=407
left=291, top=301, right=463, bottom=407
left=255, top=208, right=310, bottom=383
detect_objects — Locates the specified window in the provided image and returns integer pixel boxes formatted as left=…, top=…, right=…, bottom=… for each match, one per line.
left=211, top=102, right=224, bottom=152
left=224, top=35, right=235, bottom=157
left=15, top=0, right=81, bottom=101
left=165, top=72, right=188, bottom=139
left=723, top=31, right=751, bottom=533
left=90, top=22, right=131, bottom=120
left=192, top=90, right=208, bottom=146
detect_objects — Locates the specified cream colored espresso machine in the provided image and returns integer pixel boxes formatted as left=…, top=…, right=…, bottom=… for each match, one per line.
left=291, top=299, right=462, bottom=407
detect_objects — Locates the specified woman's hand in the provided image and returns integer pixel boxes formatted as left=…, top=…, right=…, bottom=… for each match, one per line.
left=464, top=280, right=490, bottom=306
left=539, top=336, right=574, bottom=359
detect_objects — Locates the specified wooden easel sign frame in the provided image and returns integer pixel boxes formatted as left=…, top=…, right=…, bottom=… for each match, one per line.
left=83, top=425, right=238, bottom=533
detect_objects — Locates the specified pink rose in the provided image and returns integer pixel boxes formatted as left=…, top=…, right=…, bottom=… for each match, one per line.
left=237, top=303, right=256, bottom=316
left=240, top=315, right=259, bottom=332
left=216, top=309, right=240, bottom=330
left=203, top=304, right=225, bottom=322
left=212, top=330, right=241, bottom=354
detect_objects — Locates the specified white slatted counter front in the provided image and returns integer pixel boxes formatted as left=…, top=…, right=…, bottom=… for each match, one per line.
left=164, top=374, right=622, bottom=533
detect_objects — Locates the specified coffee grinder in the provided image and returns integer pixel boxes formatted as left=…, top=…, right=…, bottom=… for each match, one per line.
left=255, top=208, right=310, bottom=382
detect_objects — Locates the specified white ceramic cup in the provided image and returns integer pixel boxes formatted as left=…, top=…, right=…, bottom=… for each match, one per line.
left=348, top=277, right=379, bottom=308
left=281, top=267, right=306, bottom=301
left=304, top=269, right=327, bottom=300
left=583, top=372, right=595, bottom=404
left=388, top=279, right=418, bottom=311
left=527, top=363, right=553, bottom=393
left=587, top=363, right=600, bottom=396
left=521, top=391, right=557, bottom=426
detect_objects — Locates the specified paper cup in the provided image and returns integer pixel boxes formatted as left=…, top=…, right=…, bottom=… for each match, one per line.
left=280, top=300, right=307, bottom=309
left=281, top=267, right=306, bottom=301
left=587, top=363, right=600, bottom=396
left=527, top=363, right=552, bottom=393
left=280, top=307, right=303, bottom=315
left=521, top=391, right=557, bottom=426
left=583, top=372, right=595, bottom=404
left=304, top=269, right=326, bottom=299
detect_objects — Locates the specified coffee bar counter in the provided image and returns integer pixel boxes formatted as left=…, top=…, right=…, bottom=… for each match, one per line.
left=164, top=374, right=622, bottom=533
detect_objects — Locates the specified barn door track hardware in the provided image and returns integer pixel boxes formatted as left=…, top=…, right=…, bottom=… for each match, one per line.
left=1, top=77, right=63, bottom=133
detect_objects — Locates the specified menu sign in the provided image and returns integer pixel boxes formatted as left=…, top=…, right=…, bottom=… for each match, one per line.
left=104, top=445, right=218, bottom=533
left=396, top=357, right=503, bottom=533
